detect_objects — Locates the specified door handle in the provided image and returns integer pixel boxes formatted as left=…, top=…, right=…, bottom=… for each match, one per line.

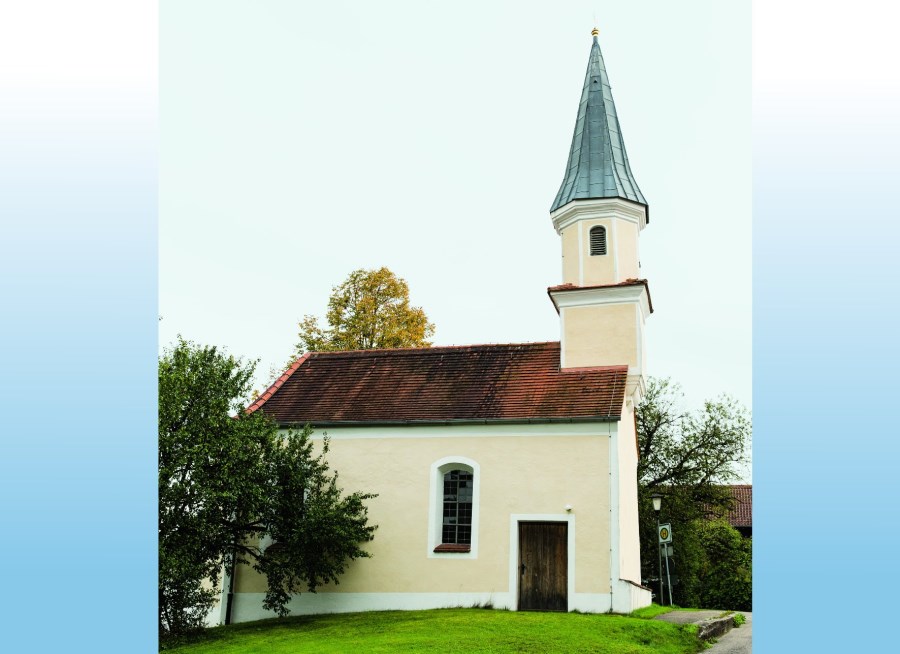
left=520, top=562, right=526, bottom=575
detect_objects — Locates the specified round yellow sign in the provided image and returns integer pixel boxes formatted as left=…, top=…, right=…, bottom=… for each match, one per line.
left=659, top=527, right=669, bottom=540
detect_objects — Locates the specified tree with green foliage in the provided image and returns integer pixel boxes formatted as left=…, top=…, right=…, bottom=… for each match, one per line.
left=251, top=430, right=378, bottom=616
left=636, top=377, right=751, bottom=607
left=695, top=519, right=752, bottom=611
left=159, top=338, right=376, bottom=636
left=294, top=267, right=435, bottom=356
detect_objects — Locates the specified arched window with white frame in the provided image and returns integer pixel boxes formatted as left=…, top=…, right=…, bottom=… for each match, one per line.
left=428, top=457, right=480, bottom=557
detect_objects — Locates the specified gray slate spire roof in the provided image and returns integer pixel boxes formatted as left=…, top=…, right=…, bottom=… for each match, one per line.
left=551, top=33, right=647, bottom=213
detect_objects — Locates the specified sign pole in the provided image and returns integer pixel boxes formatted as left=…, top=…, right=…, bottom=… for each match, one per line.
left=657, top=523, right=673, bottom=606
left=663, top=544, right=673, bottom=606
left=656, top=516, right=663, bottom=605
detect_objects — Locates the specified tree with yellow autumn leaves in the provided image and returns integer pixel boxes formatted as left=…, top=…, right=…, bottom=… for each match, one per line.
left=293, top=267, right=435, bottom=356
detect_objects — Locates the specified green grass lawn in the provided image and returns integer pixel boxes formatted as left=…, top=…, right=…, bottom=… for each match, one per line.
left=163, top=608, right=702, bottom=654
left=629, top=603, right=677, bottom=619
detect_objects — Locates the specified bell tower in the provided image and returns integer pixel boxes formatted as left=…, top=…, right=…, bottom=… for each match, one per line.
left=548, top=28, right=652, bottom=405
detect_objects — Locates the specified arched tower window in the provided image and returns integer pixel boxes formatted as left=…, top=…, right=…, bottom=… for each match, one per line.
left=589, top=226, right=607, bottom=256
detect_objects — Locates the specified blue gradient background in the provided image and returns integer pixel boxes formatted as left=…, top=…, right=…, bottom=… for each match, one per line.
left=754, top=1, right=900, bottom=650
left=0, top=2, right=157, bottom=651
left=2, top=0, right=899, bottom=651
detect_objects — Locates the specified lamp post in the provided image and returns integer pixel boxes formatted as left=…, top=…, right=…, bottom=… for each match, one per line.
left=651, top=494, right=663, bottom=605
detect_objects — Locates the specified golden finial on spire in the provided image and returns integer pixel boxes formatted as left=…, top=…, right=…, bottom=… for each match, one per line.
left=591, top=27, right=599, bottom=37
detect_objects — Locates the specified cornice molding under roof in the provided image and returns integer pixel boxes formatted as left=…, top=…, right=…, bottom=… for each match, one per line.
left=548, top=281, right=652, bottom=321
left=550, top=197, right=648, bottom=234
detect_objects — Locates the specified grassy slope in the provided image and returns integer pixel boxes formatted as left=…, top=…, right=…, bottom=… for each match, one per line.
left=164, top=609, right=701, bottom=654
left=630, top=603, right=677, bottom=619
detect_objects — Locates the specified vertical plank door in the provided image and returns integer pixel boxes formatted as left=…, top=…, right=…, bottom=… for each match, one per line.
left=518, top=522, right=568, bottom=611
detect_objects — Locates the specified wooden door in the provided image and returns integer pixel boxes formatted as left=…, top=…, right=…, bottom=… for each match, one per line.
left=518, top=522, right=568, bottom=611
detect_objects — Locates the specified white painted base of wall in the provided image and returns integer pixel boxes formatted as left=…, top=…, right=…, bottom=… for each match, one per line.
left=204, top=598, right=223, bottom=628
left=230, top=592, right=510, bottom=623
left=611, top=580, right=653, bottom=613
left=223, top=588, right=651, bottom=624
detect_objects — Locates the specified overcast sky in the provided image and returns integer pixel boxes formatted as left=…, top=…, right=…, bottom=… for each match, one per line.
left=160, top=1, right=750, bottom=442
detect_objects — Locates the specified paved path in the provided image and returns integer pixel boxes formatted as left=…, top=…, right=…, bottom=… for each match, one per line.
left=654, top=609, right=724, bottom=625
left=654, top=610, right=752, bottom=654
left=704, top=612, right=751, bottom=654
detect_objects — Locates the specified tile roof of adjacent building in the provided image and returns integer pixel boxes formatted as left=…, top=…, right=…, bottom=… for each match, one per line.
left=725, top=484, right=752, bottom=528
left=246, top=342, right=628, bottom=426
left=550, top=33, right=647, bottom=213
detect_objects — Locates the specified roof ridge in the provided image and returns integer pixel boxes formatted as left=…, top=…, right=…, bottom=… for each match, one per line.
left=305, top=341, right=561, bottom=358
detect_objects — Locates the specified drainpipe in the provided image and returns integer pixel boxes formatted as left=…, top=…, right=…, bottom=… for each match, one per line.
left=223, top=546, right=237, bottom=625
left=608, top=428, right=615, bottom=613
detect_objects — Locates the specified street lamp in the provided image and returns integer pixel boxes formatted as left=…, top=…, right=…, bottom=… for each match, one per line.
left=651, top=494, right=663, bottom=605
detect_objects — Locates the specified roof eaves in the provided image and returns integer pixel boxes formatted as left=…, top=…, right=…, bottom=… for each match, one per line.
left=552, top=196, right=649, bottom=223
left=274, top=415, right=623, bottom=429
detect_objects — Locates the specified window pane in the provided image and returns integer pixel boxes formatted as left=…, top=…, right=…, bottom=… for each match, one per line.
left=440, top=468, right=475, bottom=545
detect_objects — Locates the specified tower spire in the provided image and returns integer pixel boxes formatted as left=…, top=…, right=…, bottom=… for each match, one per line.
left=550, top=31, right=646, bottom=213
left=547, top=28, right=651, bottom=398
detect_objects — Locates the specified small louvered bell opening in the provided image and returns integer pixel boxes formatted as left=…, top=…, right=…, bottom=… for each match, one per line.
left=590, top=226, right=607, bottom=255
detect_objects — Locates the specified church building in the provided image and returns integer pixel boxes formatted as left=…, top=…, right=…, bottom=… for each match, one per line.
left=225, top=28, right=655, bottom=621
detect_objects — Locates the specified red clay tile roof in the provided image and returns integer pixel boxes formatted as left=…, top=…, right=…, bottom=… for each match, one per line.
left=700, top=485, right=752, bottom=530
left=247, top=342, right=628, bottom=426
left=724, top=484, right=752, bottom=528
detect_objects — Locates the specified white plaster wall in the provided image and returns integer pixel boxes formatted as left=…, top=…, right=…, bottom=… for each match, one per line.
left=561, top=303, right=638, bottom=369
left=616, top=401, right=643, bottom=586
left=228, top=421, right=657, bottom=619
